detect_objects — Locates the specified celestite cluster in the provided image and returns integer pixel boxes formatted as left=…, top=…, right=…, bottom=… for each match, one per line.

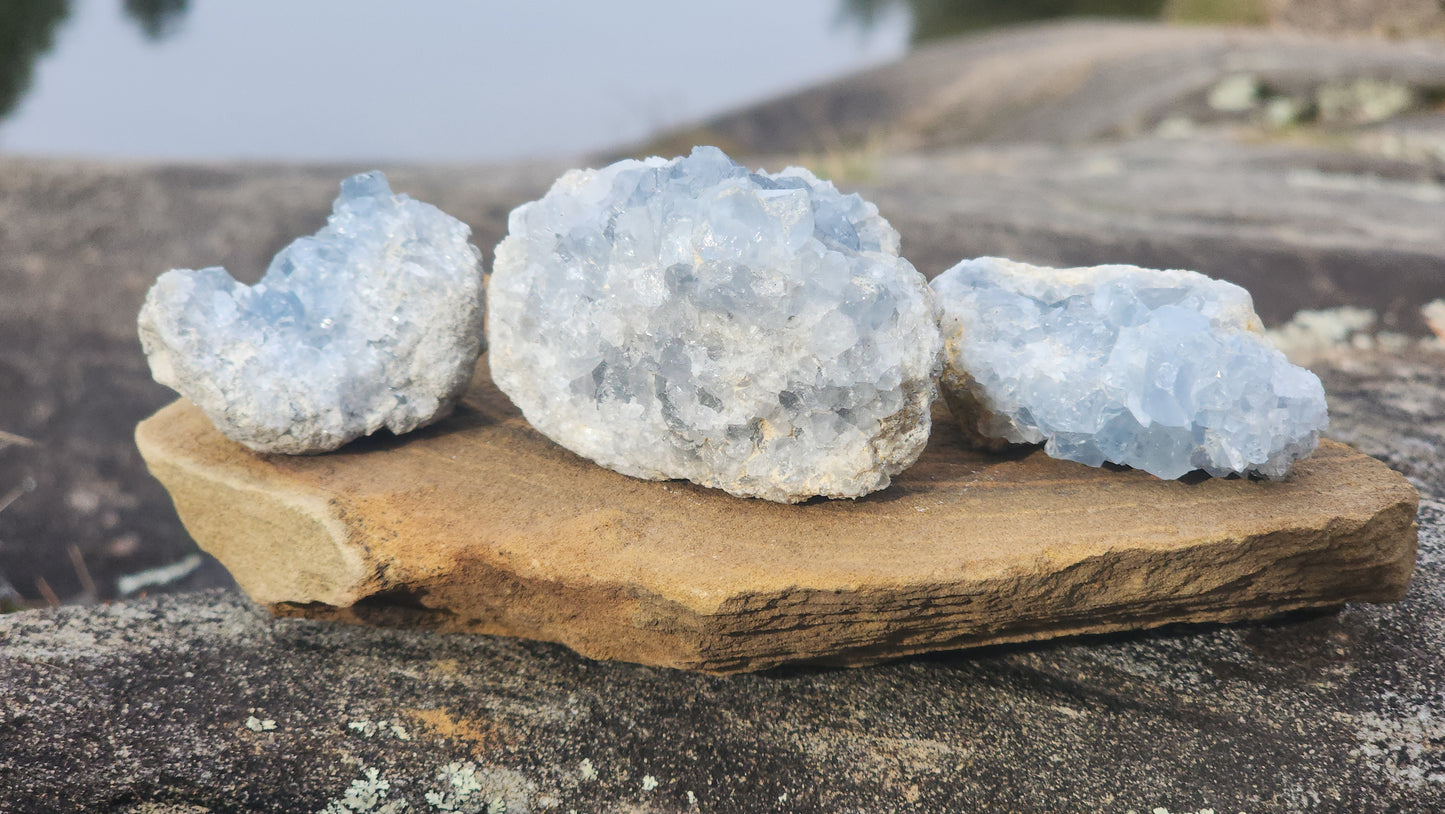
left=931, top=257, right=1328, bottom=479
left=138, top=172, right=485, bottom=454
left=488, top=147, right=942, bottom=502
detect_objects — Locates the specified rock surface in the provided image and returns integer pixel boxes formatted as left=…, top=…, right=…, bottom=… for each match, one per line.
left=137, top=171, right=485, bottom=454
left=932, top=257, right=1328, bottom=479
left=656, top=20, right=1445, bottom=157
left=6, top=17, right=1445, bottom=811
left=489, top=147, right=940, bottom=502
left=4, top=350, right=1445, bottom=811
left=132, top=355, right=1415, bottom=673
left=1266, top=0, right=1445, bottom=38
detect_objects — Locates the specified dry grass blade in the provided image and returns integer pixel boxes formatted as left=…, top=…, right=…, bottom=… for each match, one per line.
left=68, top=544, right=98, bottom=599
left=0, top=430, right=38, bottom=451
left=34, top=577, right=59, bottom=607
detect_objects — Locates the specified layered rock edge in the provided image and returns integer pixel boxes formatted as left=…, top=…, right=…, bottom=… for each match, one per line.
left=135, top=359, right=1419, bottom=674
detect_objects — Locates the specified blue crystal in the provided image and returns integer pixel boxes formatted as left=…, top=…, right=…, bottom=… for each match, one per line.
left=138, top=172, right=484, bottom=454
left=932, top=258, right=1329, bottom=479
left=488, top=147, right=940, bottom=502
left=338, top=170, right=392, bottom=202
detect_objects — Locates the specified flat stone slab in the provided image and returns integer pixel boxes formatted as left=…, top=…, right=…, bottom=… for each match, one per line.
left=134, top=356, right=1419, bottom=673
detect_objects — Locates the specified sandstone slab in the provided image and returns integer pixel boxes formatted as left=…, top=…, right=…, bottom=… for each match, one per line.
left=135, top=356, right=1418, bottom=673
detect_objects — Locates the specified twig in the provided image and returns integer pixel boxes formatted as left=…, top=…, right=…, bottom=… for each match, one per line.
left=117, top=553, right=203, bottom=596
left=0, top=477, right=35, bottom=515
left=34, top=577, right=59, bottom=607
left=68, top=544, right=98, bottom=599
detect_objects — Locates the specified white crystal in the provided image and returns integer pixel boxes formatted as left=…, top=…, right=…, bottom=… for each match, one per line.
left=138, top=172, right=485, bottom=454
left=931, top=257, right=1328, bottom=480
left=488, top=147, right=942, bottom=502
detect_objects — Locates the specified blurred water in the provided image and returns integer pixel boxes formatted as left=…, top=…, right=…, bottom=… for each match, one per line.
left=0, top=0, right=910, bottom=162
left=840, top=0, right=1166, bottom=43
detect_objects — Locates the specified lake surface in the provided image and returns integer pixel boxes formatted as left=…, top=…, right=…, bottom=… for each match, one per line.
left=0, top=0, right=912, bottom=162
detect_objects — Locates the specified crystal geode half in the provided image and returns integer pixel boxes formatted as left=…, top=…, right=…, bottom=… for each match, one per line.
left=138, top=172, right=485, bottom=454
left=488, top=147, right=942, bottom=502
left=931, top=257, right=1328, bottom=480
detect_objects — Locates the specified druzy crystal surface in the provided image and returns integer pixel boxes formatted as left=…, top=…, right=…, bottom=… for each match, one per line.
left=488, top=147, right=942, bottom=502
left=138, top=172, right=484, bottom=454
left=932, top=257, right=1328, bottom=479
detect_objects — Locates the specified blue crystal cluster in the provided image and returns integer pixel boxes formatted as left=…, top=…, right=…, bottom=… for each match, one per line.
left=488, top=147, right=941, bottom=502
left=138, top=172, right=485, bottom=453
left=932, top=258, right=1328, bottom=479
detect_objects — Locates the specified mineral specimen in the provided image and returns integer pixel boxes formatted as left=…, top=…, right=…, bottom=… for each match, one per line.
left=138, top=172, right=485, bottom=454
left=488, top=146, right=941, bottom=502
left=931, top=257, right=1328, bottom=479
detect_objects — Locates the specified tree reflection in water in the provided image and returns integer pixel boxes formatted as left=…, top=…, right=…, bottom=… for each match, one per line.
left=0, top=0, right=68, bottom=121
left=839, top=0, right=1166, bottom=42
left=124, top=0, right=189, bottom=40
left=0, top=0, right=189, bottom=122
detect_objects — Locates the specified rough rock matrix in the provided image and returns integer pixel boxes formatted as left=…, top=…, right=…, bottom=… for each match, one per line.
left=932, top=257, right=1329, bottom=479
left=137, top=172, right=485, bottom=454
left=487, top=147, right=941, bottom=502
